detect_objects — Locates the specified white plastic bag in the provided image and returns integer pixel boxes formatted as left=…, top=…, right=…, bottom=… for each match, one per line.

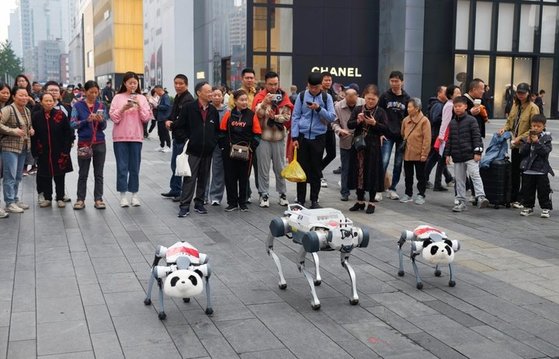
left=175, top=140, right=191, bottom=177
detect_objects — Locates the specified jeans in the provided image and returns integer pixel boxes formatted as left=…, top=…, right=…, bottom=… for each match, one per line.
left=77, top=142, right=106, bottom=201
left=113, top=142, right=143, bottom=193
left=169, top=140, right=185, bottom=196
left=2, top=150, right=27, bottom=204
left=340, top=148, right=351, bottom=197
left=381, top=138, right=404, bottom=191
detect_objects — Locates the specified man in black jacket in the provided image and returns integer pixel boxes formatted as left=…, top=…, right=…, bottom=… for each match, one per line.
left=167, top=82, right=220, bottom=217
left=162, top=74, right=195, bottom=200
left=380, top=71, right=410, bottom=200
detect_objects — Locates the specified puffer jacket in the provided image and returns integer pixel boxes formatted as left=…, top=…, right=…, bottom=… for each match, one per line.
left=519, top=131, right=554, bottom=176
left=444, top=113, right=483, bottom=163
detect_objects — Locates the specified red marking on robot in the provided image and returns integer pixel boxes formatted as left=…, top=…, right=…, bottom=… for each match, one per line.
left=328, top=220, right=339, bottom=228
left=166, top=246, right=199, bottom=258
left=414, top=226, right=444, bottom=237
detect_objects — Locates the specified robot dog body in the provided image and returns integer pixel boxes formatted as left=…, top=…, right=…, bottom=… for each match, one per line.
left=397, top=225, right=460, bottom=289
left=144, top=241, right=213, bottom=320
left=266, top=204, right=369, bottom=310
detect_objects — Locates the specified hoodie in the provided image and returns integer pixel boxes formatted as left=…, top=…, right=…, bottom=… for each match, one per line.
left=379, top=89, right=410, bottom=141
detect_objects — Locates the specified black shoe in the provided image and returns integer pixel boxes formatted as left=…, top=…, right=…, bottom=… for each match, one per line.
left=333, top=166, right=342, bottom=174
left=349, top=202, right=365, bottom=211
left=340, top=195, right=349, bottom=202
left=194, top=203, right=208, bottom=214
left=433, top=185, right=448, bottom=192
left=161, top=192, right=178, bottom=198
left=295, top=201, right=305, bottom=207
left=178, top=206, right=190, bottom=217
left=310, top=201, right=321, bottom=209
left=239, top=204, right=248, bottom=212
left=172, top=196, right=181, bottom=202
left=366, top=204, right=376, bottom=214
left=224, top=204, right=238, bottom=212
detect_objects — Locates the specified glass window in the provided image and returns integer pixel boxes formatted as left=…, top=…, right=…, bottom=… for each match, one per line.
left=252, top=55, right=268, bottom=82
left=454, top=54, right=468, bottom=92
left=494, top=57, right=513, bottom=118
left=497, top=3, right=515, bottom=52
left=270, top=7, right=292, bottom=53
left=513, top=57, right=532, bottom=85
left=253, top=6, right=267, bottom=52
left=455, top=0, right=470, bottom=50
left=538, top=57, right=553, bottom=118
left=541, top=6, right=557, bottom=53
left=473, top=55, right=490, bottom=84
left=270, top=56, right=292, bottom=90
left=519, top=4, right=539, bottom=52
left=474, top=2, right=492, bottom=51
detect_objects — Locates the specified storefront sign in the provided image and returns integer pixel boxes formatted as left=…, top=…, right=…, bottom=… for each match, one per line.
left=311, top=66, right=362, bottom=78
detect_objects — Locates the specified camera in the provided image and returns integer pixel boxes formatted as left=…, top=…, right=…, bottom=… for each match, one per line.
left=271, top=93, right=283, bottom=103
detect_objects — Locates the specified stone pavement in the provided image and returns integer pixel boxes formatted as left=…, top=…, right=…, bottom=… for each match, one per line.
left=1, top=119, right=558, bottom=359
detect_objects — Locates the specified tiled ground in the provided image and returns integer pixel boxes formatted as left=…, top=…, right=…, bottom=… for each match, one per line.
left=1, top=120, right=558, bottom=358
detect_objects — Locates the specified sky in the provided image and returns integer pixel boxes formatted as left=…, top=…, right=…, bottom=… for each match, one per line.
left=0, top=0, right=18, bottom=43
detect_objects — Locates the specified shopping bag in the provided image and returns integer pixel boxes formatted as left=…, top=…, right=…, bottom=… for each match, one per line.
left=175, top=140, right=191, bottom=177
left=281, top=148, right=306, bottom=182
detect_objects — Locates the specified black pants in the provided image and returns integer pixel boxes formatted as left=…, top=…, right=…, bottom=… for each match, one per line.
left=148, top=120, right=157, bottom=133
left=77, top=143, right=106, bottom=201
left=297, top=135, right=326, bottom=203
left=157, top=121, right=171, bottom=148
left=511, top=148, right=522, bottom=203
left=223, top=150, right=250, bottom=206
left=357, top=188, right=376, bottom=202
left=38, top=174, right=65, bottom=201
left=425, top=147, right=452, bottom=186
left=246, top=151, right=259, bottom=201
left=522, top=174, right=552, bottom=210
left=404, top=160, right=426, bottom=197
left=179, top=154, right=212, bottom=207
left=321, top=127, right=336, bottom=170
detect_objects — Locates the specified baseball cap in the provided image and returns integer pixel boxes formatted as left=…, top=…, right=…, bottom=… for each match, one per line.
left=516, top=83, right=530, bottom=93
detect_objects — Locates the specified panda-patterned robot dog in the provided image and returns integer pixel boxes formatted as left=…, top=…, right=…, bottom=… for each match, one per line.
left=397, top=225, right=460, bottom=289
left=144, top=241, right=213, bottom=320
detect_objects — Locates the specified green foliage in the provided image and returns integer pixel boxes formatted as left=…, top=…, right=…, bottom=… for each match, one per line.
left=0, top=40, right=25, bottom=82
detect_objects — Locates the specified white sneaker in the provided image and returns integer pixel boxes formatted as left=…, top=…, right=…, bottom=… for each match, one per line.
left=155, top=146, right=164, bottom=152
left=374, top=193, right=383, bottom=202
left=541, top=209, right=550, bottom=218
left=387, top=190, right=400, bottom=200
left=57, top=200, right=66, bottom=208
left=0, top=208, right=9, bottom=218
left=399, top=194, right=413, bottom=203
left=131, top=193, right=141, bottom=207
left=38, top=192, right=45, bottom=202
left=16, top=202, right=29, bottom=210
left=162, top=146, right=171, bottom=153
left=259, top=195, right=270, bottom=208
left=321, top=178, right=328, bottom=188
left=120, top=193, right=130, bottom=208
left=7, top=203, right=24, bottom=213
left=278, top=194, right=289, bottom=206
left=511, top=202, right=524, bottom=209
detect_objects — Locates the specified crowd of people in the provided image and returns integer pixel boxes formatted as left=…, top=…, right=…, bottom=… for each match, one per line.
left=0, top=69, right=553, bottom=219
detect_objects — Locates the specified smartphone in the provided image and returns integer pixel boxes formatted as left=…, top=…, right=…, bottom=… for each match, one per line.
left=96, top=109, right=105, bottom=116
left=529, top=130, right=538, bottom=136
left=363, top=110, right=371, bottom=117
left=305, top=101, right=313, bottom=106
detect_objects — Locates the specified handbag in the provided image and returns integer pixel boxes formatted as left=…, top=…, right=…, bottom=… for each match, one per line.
left=175, top=140, right=191, bottom=177
left=229, top=142, right=250, bottom=161
left=227, top=112, right=251, bottom=161
left=352, top=106, right=377, bottom=151
left=398, top=117, right=423, bottom=153
left=77, top=113, right=98, bottom=160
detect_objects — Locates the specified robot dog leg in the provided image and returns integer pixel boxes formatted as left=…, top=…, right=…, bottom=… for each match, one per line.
left=341, top=252, right=359, bottom=305
left=266, top=233, right=287, bottom=290
left=297, top=246, right=321, bottom=310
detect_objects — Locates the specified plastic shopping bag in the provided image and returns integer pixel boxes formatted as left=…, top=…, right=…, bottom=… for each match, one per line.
left=175, top=140, right=191, bottom=177
left=281, top=148, right=306, bottom=182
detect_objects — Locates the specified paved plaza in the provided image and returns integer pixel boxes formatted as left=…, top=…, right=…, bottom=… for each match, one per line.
left=1, top=120, right=558, bottom=359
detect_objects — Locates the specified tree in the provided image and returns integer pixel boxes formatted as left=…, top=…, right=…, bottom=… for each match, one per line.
left=0, top=40, right=24, bottom=83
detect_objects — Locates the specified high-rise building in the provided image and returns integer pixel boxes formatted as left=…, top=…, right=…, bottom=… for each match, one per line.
left=8, top=7, right=23, bottom=58
left=36, top=39, right=64, bottom=82
left=93, top=0, right=144, bottom=87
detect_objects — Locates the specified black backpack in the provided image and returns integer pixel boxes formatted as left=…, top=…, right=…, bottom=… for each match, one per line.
left=298, top=91, right=329, bottom=111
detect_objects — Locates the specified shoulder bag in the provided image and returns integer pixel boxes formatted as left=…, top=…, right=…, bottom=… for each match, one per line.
left=228, top=112, right=251, bottom=161
left=398, top=116, right=424, bottom=153
left=352, top=107, right=377, bottom=151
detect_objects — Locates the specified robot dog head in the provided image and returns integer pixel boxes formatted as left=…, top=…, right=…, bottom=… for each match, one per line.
left=163, top=269, right=204, bottom=298
left=421, top=235, right=458, bottom=265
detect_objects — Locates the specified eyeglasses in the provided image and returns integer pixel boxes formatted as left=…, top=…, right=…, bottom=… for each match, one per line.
left=47, top=88, right=60, bottom=93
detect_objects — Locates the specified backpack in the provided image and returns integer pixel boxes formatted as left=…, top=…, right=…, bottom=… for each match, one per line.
left=298, top=91, right=329, bottom=111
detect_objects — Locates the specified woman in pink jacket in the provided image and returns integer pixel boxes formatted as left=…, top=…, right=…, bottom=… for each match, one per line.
left=109, top=72, right=152, bottom=207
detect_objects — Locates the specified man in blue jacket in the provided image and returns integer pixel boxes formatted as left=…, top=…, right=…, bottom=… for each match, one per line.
left=291, top=72, right=336, bottom=208
left=154, top=85, right=172, bottom=152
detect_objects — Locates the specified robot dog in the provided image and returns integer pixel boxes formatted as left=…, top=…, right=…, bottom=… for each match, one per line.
left=397, top=225, right=460, bottom=289
left=143, top=241, right=213, bottom=320
left=266, top=204, right=369, bottom=310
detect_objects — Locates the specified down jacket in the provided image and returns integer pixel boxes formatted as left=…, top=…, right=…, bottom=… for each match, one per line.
left=443, top=113, right=483, bottom=163
left=519, top=131, right=554, bottom=176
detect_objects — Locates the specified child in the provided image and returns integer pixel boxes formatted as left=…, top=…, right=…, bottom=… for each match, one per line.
left=519, top=114, right=553, bottom=218
left=444, top=96, right=489, bottom=212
